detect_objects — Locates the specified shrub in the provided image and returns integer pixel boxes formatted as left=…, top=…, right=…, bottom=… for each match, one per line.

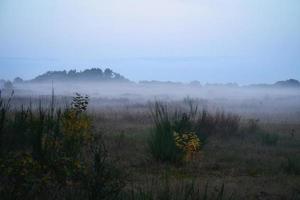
left=148, top=102, right=183, bottom=163
left=174, top=131, right=202, bottom=161
left=0, top=93, right=125, bottom=199
left=148, top=100, right=241, bottom=163
left=61, top=108, right=92, bottom=157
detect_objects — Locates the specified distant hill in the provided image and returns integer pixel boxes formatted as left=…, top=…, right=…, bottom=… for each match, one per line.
left=7, top=68, right=300, bottom=89
left=248, top=79, right=300, bottom=88
left=274, top=79, right=300, bottom=88
left=30, top=68, right=129, bottom=83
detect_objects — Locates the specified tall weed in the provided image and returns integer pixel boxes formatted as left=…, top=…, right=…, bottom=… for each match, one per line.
left=148, top=102, right=183, bottom=162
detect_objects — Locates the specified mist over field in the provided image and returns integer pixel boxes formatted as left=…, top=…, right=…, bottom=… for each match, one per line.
left=1, top=0, right=300, bottom=199
left=1, top=71, right=299, bottom=124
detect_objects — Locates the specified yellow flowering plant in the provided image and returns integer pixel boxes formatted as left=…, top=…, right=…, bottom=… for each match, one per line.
left=174, top=131, right=202, bottom=161
left=62, top=109, right=92, bottom=141
left=61, top=93, right=92, bottom=157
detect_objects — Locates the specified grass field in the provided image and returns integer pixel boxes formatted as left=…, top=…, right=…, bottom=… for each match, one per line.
left=99, top=105, right=300, bottom=199
left=0, top=92, right=300, bottom=200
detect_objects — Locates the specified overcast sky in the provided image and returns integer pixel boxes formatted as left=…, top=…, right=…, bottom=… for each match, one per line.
left=0, top=0, right=299, bottom=84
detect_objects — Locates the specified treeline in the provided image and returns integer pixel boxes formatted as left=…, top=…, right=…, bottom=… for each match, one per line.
left=31, top=68, right=129, bottom=82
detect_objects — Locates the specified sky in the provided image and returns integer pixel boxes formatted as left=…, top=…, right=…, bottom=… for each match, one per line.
left=0, top=0, right=299, bottom=84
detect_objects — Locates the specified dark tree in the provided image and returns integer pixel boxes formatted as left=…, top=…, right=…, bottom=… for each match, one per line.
left=13, top=77, right=23, bottom=84
left=68, top=70, right=77, bottom=78
left=31, top=68, right=128, bottom=82
left=104, top=68, right=113, bottom=79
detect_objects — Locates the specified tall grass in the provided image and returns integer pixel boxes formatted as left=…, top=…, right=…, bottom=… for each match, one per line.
left=0, top=92, right=124, bottom=200
left=148, top=102, right=182, bottom=163
left=148, top=100, right=241, bottom=163
left=196, top=110, right=240, bottom=141
left=245, top=119, right=280, bottom=146
left=0, top=90, right=14, bottom=156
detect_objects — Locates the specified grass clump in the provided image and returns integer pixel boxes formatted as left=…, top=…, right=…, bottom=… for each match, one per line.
left=148, top=100, right=241, bottom=163
left=148, top=102, right=183, bottom=163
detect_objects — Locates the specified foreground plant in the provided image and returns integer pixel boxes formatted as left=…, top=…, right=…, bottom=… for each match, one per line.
left=0, top=92, right=124, bottom=200
left=149, top=102, right=203, bottom=163
left=148, top=102, right=183, bottom=163
left=174, top=131, right=202, bottom=161
left=148, top=100, right=241, bottom=163
left=61, top=94, right=92, bottom=157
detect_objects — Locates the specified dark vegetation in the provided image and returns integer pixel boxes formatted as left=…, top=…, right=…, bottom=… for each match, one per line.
left=2, top=68, right=299, bottom=91
left=274, top=79, right=300, bottom=88
left=248, top=79, right=300, bottom=88
left=31, top=68, right=129, bottom=83
left=0, top=91, right=299, bottom=199
left=148, top=100, right=240, bottom=163
left=0, top=92, right=124, bottom=200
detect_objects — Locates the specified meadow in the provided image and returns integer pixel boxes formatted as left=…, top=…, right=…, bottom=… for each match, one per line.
left=0, top=88, right=300, bottom=200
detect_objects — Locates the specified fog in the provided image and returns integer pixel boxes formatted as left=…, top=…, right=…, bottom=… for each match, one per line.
left=7, top=81, right=300, bottom=123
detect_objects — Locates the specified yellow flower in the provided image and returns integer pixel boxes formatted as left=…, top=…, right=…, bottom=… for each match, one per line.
left=173, top=131, right=202, bottom=161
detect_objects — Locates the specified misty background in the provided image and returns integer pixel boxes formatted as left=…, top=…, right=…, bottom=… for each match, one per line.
left=1, top=0, right=300, bottom=84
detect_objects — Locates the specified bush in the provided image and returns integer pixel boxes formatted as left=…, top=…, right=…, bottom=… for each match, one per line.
left=0, top=93, right=125, bottom=200
left=174, top=131, right=202, bottom=161
left=148, top=100, right=241, bottom=163
left=61, top=108, right=92, bottom=157
left=148, top=102, right=183, bottom=163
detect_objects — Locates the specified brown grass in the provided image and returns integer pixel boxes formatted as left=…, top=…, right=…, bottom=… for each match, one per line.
left=98, top=103, right=300, bottom=199
left=1, top=94, right=300, bottom=199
